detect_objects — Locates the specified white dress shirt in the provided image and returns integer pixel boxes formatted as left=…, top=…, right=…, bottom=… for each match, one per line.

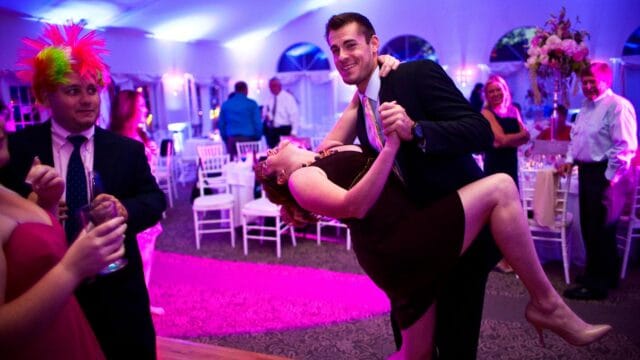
left=51, top=120, right=95, bottom=200
left=566, top=88, right=637, bottom=182
left=269, top=90, right=300, bottom=134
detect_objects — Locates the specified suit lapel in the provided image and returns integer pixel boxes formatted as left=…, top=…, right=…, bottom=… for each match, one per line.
left=93, top=127, right=119, bottom=193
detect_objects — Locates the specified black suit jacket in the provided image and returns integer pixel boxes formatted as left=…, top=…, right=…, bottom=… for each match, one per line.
left=1, top=121, right=165, bottom=359
left=357, top=60, right=491, bottom=204
left=357, top=60, right=500, bottom=359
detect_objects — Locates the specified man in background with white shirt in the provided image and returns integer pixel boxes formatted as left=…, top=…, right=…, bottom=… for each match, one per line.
left=263, top=77, right=300, bottom=148
left=559, top=61, right=637, bottom=300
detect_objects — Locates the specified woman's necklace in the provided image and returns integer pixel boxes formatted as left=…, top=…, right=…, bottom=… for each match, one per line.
left=301, top=148, right=337, bottom=167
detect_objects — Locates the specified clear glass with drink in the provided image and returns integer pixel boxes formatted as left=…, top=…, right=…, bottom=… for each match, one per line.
left=81, top=171, right=128, bottom=275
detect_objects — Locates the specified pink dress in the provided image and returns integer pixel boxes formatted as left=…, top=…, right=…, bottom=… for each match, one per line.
left=1, top=213, right=105, bottom=360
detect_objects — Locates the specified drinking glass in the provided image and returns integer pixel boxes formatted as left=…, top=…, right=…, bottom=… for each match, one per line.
left=82, top=171, right=128, bottom=275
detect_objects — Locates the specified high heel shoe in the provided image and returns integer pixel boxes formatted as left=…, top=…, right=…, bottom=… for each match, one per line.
left=525, top=302, right=612, bottom=347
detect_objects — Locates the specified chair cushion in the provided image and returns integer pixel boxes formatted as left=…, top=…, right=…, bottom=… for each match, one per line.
left=241, top=198, right=280, bottom=216
left=193, top=194, right=234, bottom=210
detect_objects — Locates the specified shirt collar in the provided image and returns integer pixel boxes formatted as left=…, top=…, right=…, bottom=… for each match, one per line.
left=592, top=88, right=613, bottom=103
left=51, top=119, right=95, bottom=146
left=360, top=66, right=380, bottom=102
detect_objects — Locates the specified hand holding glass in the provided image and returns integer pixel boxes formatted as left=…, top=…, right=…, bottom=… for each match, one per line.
left=81, top=171, right=128, bottom=275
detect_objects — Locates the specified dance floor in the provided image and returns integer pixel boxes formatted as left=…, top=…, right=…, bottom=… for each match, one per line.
left=149, top=251, right=389, bottom=338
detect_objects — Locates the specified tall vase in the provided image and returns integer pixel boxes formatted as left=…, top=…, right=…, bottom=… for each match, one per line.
left=549, top=67, right=569, bottom=141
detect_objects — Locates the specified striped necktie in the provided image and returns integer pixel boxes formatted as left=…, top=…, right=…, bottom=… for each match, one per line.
left=65, top=135, right=88, bottom=242
left=360, top=94, right=385, bottom=152
left=360, top=94, right=404, bottom=183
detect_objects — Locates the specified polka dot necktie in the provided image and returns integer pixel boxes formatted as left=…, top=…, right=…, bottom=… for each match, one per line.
left=64, top=135, right=88, bottom=243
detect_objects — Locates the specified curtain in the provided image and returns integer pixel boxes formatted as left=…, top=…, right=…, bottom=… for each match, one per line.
left=277, top=71, right=334, bottom=138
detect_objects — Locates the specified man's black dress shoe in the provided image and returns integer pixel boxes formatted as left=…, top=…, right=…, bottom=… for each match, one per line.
left=563, top=285, right=608, bottom=300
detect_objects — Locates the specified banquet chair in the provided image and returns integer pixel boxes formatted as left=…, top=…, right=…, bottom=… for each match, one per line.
left=154, top=140, right=176, bottom=208
left=618, top=168, right=640, bottom=279
left=192, top=153, right=235, bottom=249
left=316, top=217, right=351, bottom=250
left=520, top=168, right=573, bottom=284
left=197, top=145, right=229, bottom=193
left=236, top=140, right=267, bottom=161
left=241, top=193, right=296, bottom=258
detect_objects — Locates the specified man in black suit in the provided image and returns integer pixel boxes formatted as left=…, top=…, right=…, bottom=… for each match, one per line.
left=0, top=24, right=164, bottom=359
left=322, top=13, right=501, bottom=359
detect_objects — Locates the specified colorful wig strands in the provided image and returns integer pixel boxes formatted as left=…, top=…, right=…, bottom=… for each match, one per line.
left=17, top=22, right=110, bottom=103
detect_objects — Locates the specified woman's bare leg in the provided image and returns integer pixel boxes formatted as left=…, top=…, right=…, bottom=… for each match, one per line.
left=457, top=173, right=559, bottom=305
left=390, top=304, right=436, bottom=360
left=456, top=174, right=611, bottom=347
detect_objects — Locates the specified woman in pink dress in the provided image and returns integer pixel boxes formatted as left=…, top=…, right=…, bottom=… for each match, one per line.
left=0, top=103, right=127, bottom=358
left=109, top=90, right=165, bottom=315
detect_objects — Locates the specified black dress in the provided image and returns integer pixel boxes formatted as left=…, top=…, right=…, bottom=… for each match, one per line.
left=310, top=150, right=465, bottom=329
left=484, top=110, right=521, bottom=185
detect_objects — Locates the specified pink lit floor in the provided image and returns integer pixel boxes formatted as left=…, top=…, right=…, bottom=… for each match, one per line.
left=149, top=251, right=390, bottom=337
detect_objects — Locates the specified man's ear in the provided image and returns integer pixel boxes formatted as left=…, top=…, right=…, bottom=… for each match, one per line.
left=370, top=35, right=380, bottom=54
left=276, top=170, right=287, bottom=185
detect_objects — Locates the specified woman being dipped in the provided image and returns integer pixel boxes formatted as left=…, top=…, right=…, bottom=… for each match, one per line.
left=257, top=126, right=610, bottom=359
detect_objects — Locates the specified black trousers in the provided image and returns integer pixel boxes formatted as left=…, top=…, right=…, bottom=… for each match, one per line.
left=264, top=124, right=292, bottom=149
left=577, top=160, right=621, bottom=290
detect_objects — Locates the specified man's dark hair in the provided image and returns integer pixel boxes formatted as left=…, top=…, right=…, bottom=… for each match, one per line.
left=234, top=81, right=248, bottom=94
left=325, top=12, right=376, bottom=43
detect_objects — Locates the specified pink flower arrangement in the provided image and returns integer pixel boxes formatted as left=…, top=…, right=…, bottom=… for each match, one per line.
left=526, top=7, right=590, bottom=104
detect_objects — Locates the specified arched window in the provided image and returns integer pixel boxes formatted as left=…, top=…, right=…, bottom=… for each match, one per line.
left=623, top=26, right=640, bottom=56
left=380, top=35, right=438, bottom=62
left=277, top=42, right=330, bottom=72
left=490, top=26, right=536, bottom=62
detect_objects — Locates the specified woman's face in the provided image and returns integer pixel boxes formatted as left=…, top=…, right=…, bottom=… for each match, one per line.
left=485, top=82, right=504, bottom=108
left=0, top=110, right=9, bottom=167
left=264, top=140, right=304, bottom=182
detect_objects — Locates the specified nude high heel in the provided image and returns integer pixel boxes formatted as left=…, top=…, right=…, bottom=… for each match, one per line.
left=525, top=302, right=612, bottom=347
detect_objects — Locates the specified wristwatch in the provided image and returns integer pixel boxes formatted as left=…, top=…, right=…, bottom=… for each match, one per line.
left=411, top=122, right=427, bottom=151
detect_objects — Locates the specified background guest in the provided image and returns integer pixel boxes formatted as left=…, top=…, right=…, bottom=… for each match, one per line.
left=481, top=74, right=530, bottom=273
left=559, top=61, right=637, bottom=300
left=109, top=89, right=165, bottom=315
left=263, top=77, right=300, bottom=148
left=537, top=104, right=571, bottom=141
left=1, top=23, right=165, bottom=359
left=218, top=81, right=262, bottom=159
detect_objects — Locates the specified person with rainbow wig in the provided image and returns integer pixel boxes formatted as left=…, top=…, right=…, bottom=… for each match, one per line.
left=1, top=22, right=165, bottom=359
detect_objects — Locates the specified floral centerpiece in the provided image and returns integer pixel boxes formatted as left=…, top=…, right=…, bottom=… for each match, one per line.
left=525, top=7, right=590, bottom=105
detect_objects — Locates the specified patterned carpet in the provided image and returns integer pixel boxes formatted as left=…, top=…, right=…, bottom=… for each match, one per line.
left=152, top=185, right=640, bottom=359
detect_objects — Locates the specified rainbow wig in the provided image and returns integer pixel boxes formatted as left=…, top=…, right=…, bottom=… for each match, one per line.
left=17, top=22, right=110, bottom=103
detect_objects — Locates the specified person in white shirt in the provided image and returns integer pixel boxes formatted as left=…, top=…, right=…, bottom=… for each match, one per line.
left=558, top=61, right=637, bottom=300
left=263, top=77, right=300, bottom=148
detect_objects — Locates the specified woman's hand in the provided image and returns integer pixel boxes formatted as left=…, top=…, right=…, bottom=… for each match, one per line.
left=26, top=157, right=64, bottom=212
left=378, top=54, right=400, bottom=77
left=385, top=131, right=401, bottom=152
left=59, top=216, right=127, bottom=281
